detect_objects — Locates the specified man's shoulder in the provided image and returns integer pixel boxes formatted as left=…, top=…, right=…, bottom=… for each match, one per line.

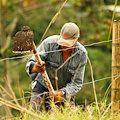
left=76, top=42, right=87, bottom=54
left=43, top=35, right=59, bottom=44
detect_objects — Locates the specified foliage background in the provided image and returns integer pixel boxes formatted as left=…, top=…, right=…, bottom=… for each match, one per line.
left=0, top=0, right=120, bottom=117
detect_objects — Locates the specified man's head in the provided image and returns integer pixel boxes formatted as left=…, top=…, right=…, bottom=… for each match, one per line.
left=58, top=22, right=80, bottom=47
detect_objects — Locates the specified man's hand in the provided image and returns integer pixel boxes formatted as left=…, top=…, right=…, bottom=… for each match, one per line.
left=31, top=61, right=45, bottom=73
left=50, top=91, right=64, bottom=103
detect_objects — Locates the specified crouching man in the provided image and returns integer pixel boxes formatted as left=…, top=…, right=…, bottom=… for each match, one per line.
left=26, top=22, right=87, bottom=112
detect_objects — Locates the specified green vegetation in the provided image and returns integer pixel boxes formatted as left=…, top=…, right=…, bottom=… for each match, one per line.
left=0, top=0, right=120, bottom=119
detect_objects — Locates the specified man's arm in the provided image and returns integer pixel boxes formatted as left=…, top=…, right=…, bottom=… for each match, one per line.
left=61, top=52, right=87, bottom=98
left=26, top=40, right=48, bottom=80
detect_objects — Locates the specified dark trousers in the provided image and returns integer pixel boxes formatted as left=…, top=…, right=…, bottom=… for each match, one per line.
left=30, top=81, right=50, bottom=112
left=30, top=81, right=75, bottom=112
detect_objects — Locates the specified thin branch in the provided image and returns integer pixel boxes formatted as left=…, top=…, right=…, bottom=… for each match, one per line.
left=0, top=97, right=43, bottom=119
left=13, top=0, right=23, bottom=5
left=100, top=102, right=113, bottom=120
left=0, top=84, right=13, bottom=99
left=17, top=7, right=27, bottom=20
left=0, top=91, right=13, bottom=118
left=107, top=0, right=118, bottom=40
left=9, top=57, right=27, bottom=68
left=87, top=55, right=101, bottom=117
left=2, top=17, right=18, bottom=53
left=39, top=0, right=68, bottom=44
left=4, top=77, right=20, bottom=105
left=104, top=75, right=120, bottom=100
left=55, top=49, right=80, bottom=90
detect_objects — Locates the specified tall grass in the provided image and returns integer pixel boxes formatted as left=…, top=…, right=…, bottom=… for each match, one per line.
left=0, top=79, right=120, bottom=120
left=0, top=56, right=119, bottom=119
left=1, top=99, right=120, bottom=120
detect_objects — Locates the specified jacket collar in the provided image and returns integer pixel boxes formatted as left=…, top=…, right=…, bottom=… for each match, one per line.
left=56, top=42, right=80, bottom=55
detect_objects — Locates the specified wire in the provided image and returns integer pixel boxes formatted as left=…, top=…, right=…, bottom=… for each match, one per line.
left=0, top=74, right=118, bottom=103
left=83, top=74, right=120, bottom=86
left=83, top=76, right=111, bottom=86
left=0, top=37, right=119, bottom=104
left=84, top=40, right=112, bottom=47
left=0, top=92, right=49, bottom=106
left=0, top=38, right=119, bottom=62
left=0, top=54, right=32, bottom=62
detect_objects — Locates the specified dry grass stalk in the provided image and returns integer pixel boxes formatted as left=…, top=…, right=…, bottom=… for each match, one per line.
left=0, top=97, right=43, bottom=119
left=4, top=77, right=19, bottom=105
left=39, top=0, right=68, bottom=44
left=87, top=55, right=101, bottom=117
left=100, top=102, right=113, bottom=120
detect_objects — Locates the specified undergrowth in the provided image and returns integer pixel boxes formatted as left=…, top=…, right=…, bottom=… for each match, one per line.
left=20, top=102, right=120, bottom=120
left=0, top=77, right=120, bottom=120
left=1, top=99, right=120, bottom=120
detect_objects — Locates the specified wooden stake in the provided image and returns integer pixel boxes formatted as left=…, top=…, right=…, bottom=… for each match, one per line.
left=111, top=20, right=120, bottom=111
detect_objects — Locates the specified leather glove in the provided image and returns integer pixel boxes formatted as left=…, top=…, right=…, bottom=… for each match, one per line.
left=31, top=61, right=45, bottom=73
left=50, top=90, right=64, bottom=103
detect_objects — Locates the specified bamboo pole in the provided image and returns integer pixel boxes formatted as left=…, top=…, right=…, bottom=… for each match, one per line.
left=111, top=20, right=120, bottom=111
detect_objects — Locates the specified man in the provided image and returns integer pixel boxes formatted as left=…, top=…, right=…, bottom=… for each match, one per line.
left=26, top=22, right=87, bottom=112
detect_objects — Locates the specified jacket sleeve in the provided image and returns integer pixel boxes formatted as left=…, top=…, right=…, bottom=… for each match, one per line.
left=61, top=52, right=87, bottom=99
left=26, top=40, right=48, bottom=80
